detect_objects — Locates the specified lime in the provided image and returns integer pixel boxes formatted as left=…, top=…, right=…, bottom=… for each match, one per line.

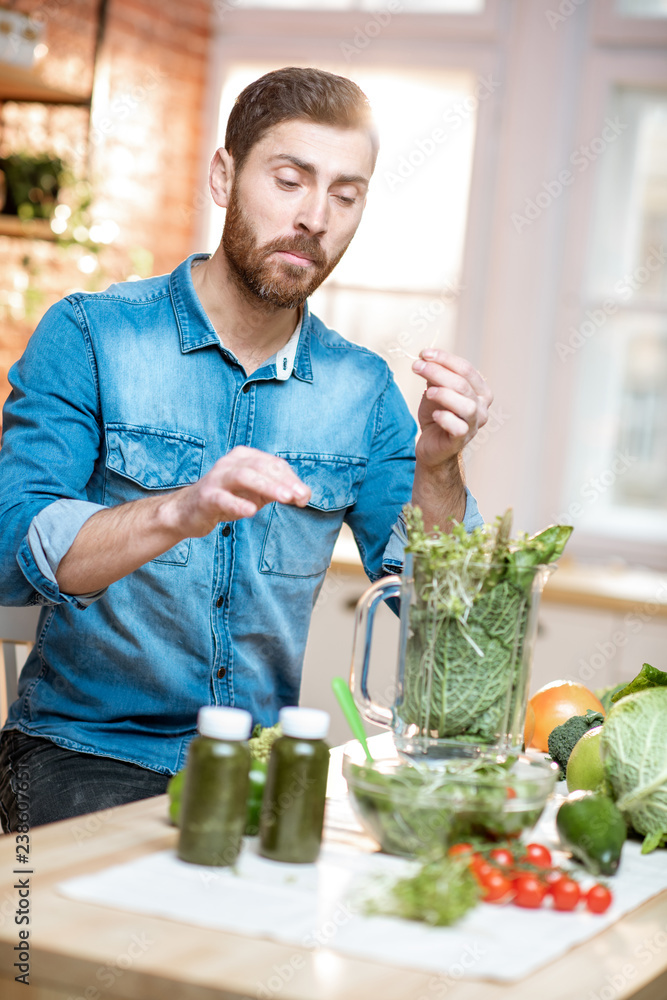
left=566, top=726, right=604, bottom=793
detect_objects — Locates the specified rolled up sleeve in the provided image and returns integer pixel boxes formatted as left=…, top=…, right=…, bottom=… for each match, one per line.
left=382, top=486, right=484, bottom=574
left=17, top=499, right=107, bottom=608
left=0, top=298, right=104, bottom=607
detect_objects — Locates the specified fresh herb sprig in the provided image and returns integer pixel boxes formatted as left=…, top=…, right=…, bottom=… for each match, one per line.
left=400, top=506, right=572, bottom=743
left=362, top=854, right=481, bottom=926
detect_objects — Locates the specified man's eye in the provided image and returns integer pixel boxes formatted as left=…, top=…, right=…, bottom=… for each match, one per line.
left=336, top=195, right=356, bottom=206
left=277, top=179, right=299, bottom=190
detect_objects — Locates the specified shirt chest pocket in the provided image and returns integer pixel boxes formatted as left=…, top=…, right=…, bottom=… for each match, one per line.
left=259, top=454, right=367, bottom=578
left=103, top=424, right=205, bottom=566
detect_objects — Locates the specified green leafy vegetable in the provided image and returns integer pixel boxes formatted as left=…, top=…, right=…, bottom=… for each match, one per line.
left=600, top=687, right=667, bottom=854
left=167, top=769, right=185, bottom=826
left=547, top=710, right=605, bottom=779
left=362, top=855, right=480, bottom=926
left=611, top=663, right=667, bottom=704
left=248, top=721, right=282, bottom=763
left=346, top=757, right=551, bottom=856
left=596, top=683, right=627, bottom=714
left=400, top=505, right=572, bottom=744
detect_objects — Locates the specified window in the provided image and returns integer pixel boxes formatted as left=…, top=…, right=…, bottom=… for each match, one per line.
left=563, top=86, right=667, bottom=542
left=615, top=0, right=667, bottom=16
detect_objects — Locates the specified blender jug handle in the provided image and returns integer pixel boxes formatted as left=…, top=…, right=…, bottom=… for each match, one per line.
left=349, top=575, right=401, bottom=730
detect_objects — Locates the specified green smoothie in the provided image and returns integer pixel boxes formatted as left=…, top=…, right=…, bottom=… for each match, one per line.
left=178, top=706, right=252, bottom=867
left=259, top=707, right=330, bottom=864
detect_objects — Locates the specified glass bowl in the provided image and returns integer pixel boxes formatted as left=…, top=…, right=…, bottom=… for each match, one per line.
left=342, top=742, right=558, bottom=859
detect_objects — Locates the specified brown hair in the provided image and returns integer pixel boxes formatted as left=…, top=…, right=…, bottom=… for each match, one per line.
left=224, top=67, right=379, bottom=174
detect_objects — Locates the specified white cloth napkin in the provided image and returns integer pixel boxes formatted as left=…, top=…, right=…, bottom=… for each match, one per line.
left=58, top=790, right=667, bottom=983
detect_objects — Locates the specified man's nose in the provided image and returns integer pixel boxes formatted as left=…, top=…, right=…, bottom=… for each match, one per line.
left=294, top=188, right=329, bottom=238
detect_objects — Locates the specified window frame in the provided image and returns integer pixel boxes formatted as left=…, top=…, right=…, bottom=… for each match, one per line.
left=539, top=48, right=667, bottom=567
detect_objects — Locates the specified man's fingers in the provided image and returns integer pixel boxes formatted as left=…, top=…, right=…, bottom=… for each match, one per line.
left=413, top=350, right=491, bottom=402
left=432, top=409, right=470, bottom=438
left=425, top=386, right=481, bottom=423
left=212, top=450, right=311, bottom=508
left=203, top=487, right=257, bottom=521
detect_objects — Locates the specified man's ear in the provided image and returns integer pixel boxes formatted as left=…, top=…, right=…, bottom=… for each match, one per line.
left=209, top=148, right=235, bottom=209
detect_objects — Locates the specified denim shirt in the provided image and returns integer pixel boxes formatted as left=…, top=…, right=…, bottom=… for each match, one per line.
left=0, top=254, right=483, bottom=774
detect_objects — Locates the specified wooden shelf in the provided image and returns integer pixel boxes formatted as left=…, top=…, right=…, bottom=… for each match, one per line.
left=0, top=64, right=91, bottom=106
left=0, top=214, right=56, bottom=240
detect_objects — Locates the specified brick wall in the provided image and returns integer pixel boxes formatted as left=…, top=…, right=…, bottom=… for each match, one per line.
left=0, top=0, right=212, bottom=421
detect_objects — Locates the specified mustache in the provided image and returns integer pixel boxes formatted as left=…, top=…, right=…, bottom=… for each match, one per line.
left=261, top=235, right=327, bottom=267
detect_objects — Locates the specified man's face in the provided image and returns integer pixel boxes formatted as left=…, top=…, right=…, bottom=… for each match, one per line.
left=222, top=119, right=374, bottom=309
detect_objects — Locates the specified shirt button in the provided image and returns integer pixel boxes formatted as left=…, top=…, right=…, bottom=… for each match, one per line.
left=222, top=525, right=231, bottom=537
left=242, top=384, right=250, bottom=393
left=217, top=667, right=226, bottom=679
left=216, top=596, right=223, bottom=608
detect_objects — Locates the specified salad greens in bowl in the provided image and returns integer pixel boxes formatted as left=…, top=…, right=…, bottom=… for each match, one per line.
left=343, top=743, right=558, bottom=859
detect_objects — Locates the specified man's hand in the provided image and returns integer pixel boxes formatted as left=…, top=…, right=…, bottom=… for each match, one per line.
left=410, top=349, right=493, bottom=532
left=56, top=446, right=311, bottom=596
left=163, top=446, right=311, bottom=538
left=412, top=349, right=493, bottom=468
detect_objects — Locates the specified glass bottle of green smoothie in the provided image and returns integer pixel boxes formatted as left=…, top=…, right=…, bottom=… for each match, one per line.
left=259, top=707, right=330, bottom=864
left=178, top=706, right=252, bottom=866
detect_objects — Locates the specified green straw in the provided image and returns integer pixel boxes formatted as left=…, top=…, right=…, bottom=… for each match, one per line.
left=331, top=676, right=373, bottom=762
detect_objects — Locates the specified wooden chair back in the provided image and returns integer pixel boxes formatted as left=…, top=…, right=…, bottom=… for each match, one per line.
left=0, top=606, right=41, bottom=726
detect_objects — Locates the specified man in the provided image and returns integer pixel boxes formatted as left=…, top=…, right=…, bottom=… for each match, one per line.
left=0, top=68, right=491, bottom=831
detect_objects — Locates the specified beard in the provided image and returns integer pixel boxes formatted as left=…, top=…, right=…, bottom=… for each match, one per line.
left=222, top=184, right=350, bottom=309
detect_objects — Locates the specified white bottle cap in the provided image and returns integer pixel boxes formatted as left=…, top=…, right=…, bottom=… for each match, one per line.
left=197, top=706, right=252, bottom=741
left=279, top=707, right=329, bottom=740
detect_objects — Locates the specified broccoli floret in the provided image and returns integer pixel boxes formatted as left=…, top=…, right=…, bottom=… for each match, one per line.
left=547, top=710, right=605, bottom=778
left=248, top=722, right=282, bottom=763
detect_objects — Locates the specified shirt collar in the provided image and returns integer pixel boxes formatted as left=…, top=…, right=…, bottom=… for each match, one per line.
left=169, top=253, right=313, bottom=383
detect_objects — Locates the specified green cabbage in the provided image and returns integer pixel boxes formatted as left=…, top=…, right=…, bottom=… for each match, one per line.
left=399, top=506, right=572, bottom=743
left=600, top=687, right=667, bottom=853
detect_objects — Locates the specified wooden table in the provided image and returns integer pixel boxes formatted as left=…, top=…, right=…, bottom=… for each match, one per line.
left=1, top=794, right=667, bottom=1000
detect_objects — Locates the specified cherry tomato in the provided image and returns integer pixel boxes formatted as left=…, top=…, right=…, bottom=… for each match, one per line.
left=481, top=871, right=512, bottom=903
left=550, top=877, right=581, bottom=911
left=586, top=884, right=613, bottom=914
left=544, top=869, right=564, bottom=886
left=489, top=848, right=514, bottom=867
left=471, top=859, right=496, bottom=883
left=448, top=843, right=474, bottom=858
left=522, top=843, right=552, bottom=868
left=506, top=787, right=517, bottom=799
left=512, top=874, right=548, bottom=908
